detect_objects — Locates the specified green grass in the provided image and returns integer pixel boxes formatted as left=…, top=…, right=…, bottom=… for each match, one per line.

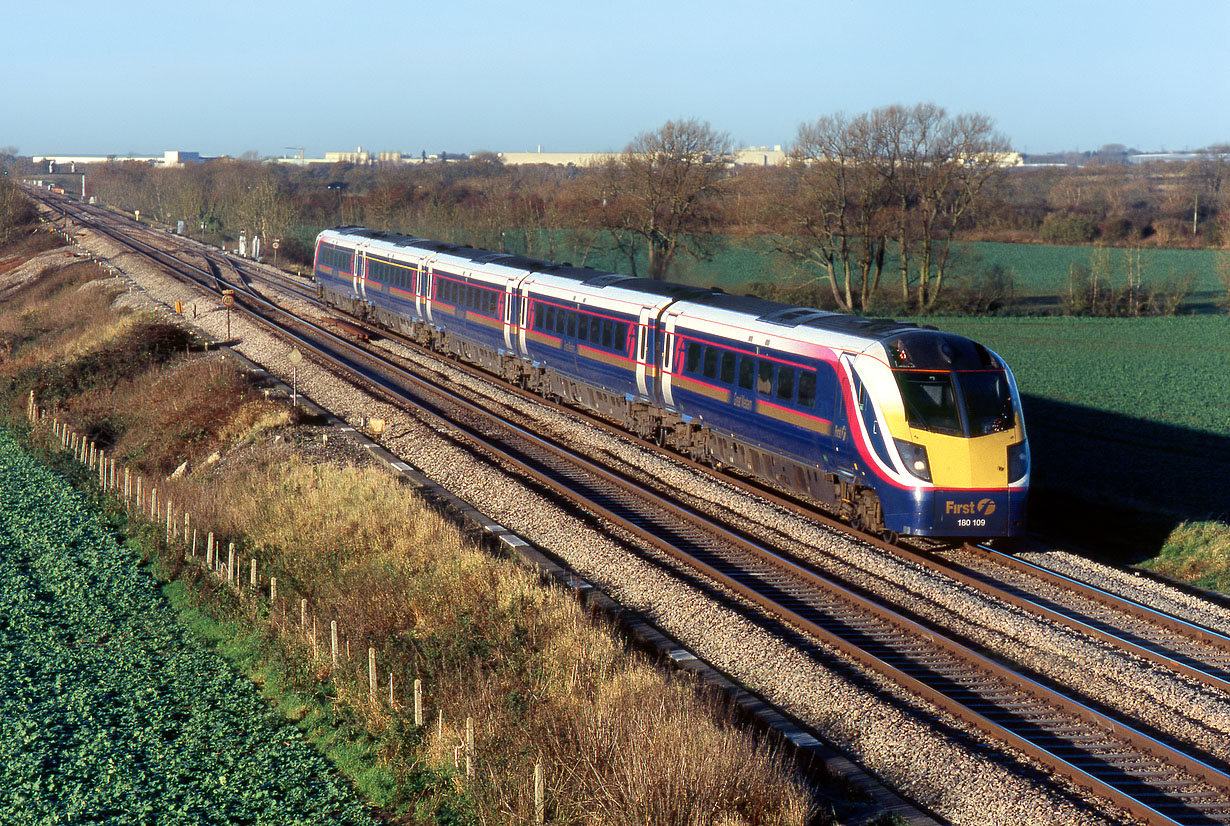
left=1139, top=522, right=1230, bottom=592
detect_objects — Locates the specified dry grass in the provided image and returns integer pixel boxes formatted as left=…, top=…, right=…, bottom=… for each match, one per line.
left=0, top=233, right=833, bottom=825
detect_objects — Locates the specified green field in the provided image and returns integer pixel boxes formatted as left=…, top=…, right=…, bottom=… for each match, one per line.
left=919, top=315, right=1230, bottom=437
left=0, top=429, right=375, bottom=825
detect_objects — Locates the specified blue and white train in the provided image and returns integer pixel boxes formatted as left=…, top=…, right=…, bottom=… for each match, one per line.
left=314, top=226, right=1029, bottom=539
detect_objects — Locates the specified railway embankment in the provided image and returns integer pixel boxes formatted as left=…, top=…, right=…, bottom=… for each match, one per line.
left=0, top=224, right=837, bottom=823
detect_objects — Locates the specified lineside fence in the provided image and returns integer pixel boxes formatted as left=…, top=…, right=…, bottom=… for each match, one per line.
left=24, top=391, right=550, bottom=823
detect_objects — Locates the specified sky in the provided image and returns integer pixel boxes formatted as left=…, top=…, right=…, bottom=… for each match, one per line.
left=4, top=0, right=1228, bottom=158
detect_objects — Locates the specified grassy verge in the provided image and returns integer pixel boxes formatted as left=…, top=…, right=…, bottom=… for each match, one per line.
left=0, top=223, right=865, bottom=822
left=1139, top=522, right=1230, bottom=593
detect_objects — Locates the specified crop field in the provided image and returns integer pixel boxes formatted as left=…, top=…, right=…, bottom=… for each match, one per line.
left=0, top=429, right=375, bottom=825
left=922, top=315, right=1230, bottom=552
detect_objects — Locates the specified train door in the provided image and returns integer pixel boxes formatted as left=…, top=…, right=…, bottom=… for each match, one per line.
left=424, top=262, right=436, bottom=325
left=660, top=312, right=680, bottom=408
left=634, top=306, right=654, bottom=399
left=502, top=279, right=518, bottom=353
left=517, top=278, right=532, bottom=354
left=353, top=244, right=369, bottom=301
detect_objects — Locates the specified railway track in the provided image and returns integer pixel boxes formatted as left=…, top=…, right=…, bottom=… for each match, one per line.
left=30, top=189, right=1230, bottom=825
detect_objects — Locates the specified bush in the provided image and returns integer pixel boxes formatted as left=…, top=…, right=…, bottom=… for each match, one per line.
left=1039, top=211, right=1099, bottom=244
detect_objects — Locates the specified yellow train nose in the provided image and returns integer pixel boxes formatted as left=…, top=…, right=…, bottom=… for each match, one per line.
left=906, top=427, right=1020, bottom=489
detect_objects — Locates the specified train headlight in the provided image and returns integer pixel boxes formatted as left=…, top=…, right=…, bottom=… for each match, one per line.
left=894, top=439, right=932, bottom=482
left=1008, top=440, right=1029, bottom=482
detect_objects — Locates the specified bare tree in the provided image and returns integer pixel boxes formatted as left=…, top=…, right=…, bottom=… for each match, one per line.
left=591, top=118, right=733, bottom=280
left=773, top=104, right=1008, bottom=312
left=770, top=112, right=892, bottom=312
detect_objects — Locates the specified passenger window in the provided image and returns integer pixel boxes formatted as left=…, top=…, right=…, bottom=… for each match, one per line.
left=566, top=312, right=576, bottom=338
left=738, top=356, right=755, bottom=390
left=776, top=366, right=795, bottom=402
left=757, top=360, right=774, bottom=395
left=589, top=316, right=602, bottom=345
left=615, top=322, right=628, bottom=353
left=702, top=347, right=719, bottom=379
left=601, top=320, right=613, bottom=349
left=720, top=351, right=736, bottom=384
left=798, top=371, right=817, bottom=408
left=555, top=308, right=566, bottom=335
left=686, top=342, right=702, bottom=373
left=544, top=305, right=555, bottom=331
left=577, top=314, right=589, bottom=341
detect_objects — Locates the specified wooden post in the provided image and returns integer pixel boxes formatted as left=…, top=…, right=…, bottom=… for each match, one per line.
left=331, top=620, right=338, bottom=669
left=534, top=761, right=545, bottom=825
left=206, top=532, right=214, bottom=568
left=191, top=528, right=197, bottom=557
left=98, top=450, right=105, bottom=487
left=311, top=617, right=318, bottom=659
left=300, top=598, right=307, bottom=630
left=165, top=501, right=173, bottom=544
left=414, top=679, right=423, bottom=726
left=437, top=710, right=443, bottom=745
left=465, top=717, right=474, bottom=779
left=183, top=513, right=190, bottom=546
left=270, top=577, right=277, bottom=604
left=389, top=674, right=394, bottom=707
left=227, top=545, right=236, bottom=587
left=150, top=487, right=157, bottom=521
left=135, top=477, right=142, bottom=513
left=368, top=647, right=376, bottom=702
left=124, top=468, right=130, bottom=503
left=250, top=558, right=257, bottom=588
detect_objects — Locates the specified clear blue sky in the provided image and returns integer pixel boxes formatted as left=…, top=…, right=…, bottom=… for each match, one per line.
left=5, top=0, right=1228, bottom=157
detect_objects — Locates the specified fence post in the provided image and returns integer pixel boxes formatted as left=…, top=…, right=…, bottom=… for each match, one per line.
left=227, top=545, right=236, bottom=587
left=300, top=598, right=307, bottom=630
left=270, top=577, right=277, bottom=605
left=368, top=647, right=376, bottom=702
left=414, top=679, right=423, bottom=726
left=535, top=761, right=545, bottom=825
left=389, top=674, right=394, bottom=707
left=250, top=558, right=257, bottom=589
left=166, top=501, right=173, bottom=544
left=331, top=620, right=338, bottom=669
left=206, top=532, right=215, bottom=568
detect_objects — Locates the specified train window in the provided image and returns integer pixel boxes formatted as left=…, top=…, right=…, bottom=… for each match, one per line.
left=577, top=314, right=589, bottom=341
left=601, top=320, right=613, bottom=349
left=776, top=366, right=796, bottom=402
left=757, top=360, right=774, bottom=395
left=566, top=312, right=576, bottom=338
left=614, top=322, right=627, bottom=352
left=589, top=316, right=602, bottom=345
left=798, top=371, right=817, bottom=408
left=702, top=347, right=719, bottom=380
left=686, top=342, right=702, bottom=374
left=555, top=308, right=567, bottom=336
left=738, top=356, right=755, bottom=390
left=489, top=291, right=498, bottom=315
left=543, top=304, right=555, bottom=331
left=720, top=351, right=736, bottom=384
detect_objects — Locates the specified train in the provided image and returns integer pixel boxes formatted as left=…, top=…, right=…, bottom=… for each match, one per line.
left=313, top=226, right=1028, bottom=539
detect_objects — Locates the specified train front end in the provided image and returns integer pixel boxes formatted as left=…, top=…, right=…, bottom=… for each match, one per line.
left=858, top=330, right=1029, bottom=539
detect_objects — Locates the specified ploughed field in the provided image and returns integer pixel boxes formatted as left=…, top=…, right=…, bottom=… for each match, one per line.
left=923, top=315, right=1230, bottom=552
left=0, top=430, right=373, bottom=825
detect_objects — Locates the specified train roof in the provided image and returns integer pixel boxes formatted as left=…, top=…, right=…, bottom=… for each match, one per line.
left=682, top=292, right=927, bottom=340
left=323, top=226, right=932, bottom=342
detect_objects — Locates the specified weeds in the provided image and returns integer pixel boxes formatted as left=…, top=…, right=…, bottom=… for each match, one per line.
left=1140, top=521, right=1230, bottom=592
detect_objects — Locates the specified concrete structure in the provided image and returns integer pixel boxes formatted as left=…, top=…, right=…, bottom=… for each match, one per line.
left=32, top=150, right=207, bottom=167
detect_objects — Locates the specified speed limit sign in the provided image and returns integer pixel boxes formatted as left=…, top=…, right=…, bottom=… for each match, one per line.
left=222, top=289, right=235, bottom=308
left=273, top=239, right=280, bottom=250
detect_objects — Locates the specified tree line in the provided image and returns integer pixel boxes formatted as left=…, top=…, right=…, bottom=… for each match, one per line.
left=20, top=105, right=1229, bottom=314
